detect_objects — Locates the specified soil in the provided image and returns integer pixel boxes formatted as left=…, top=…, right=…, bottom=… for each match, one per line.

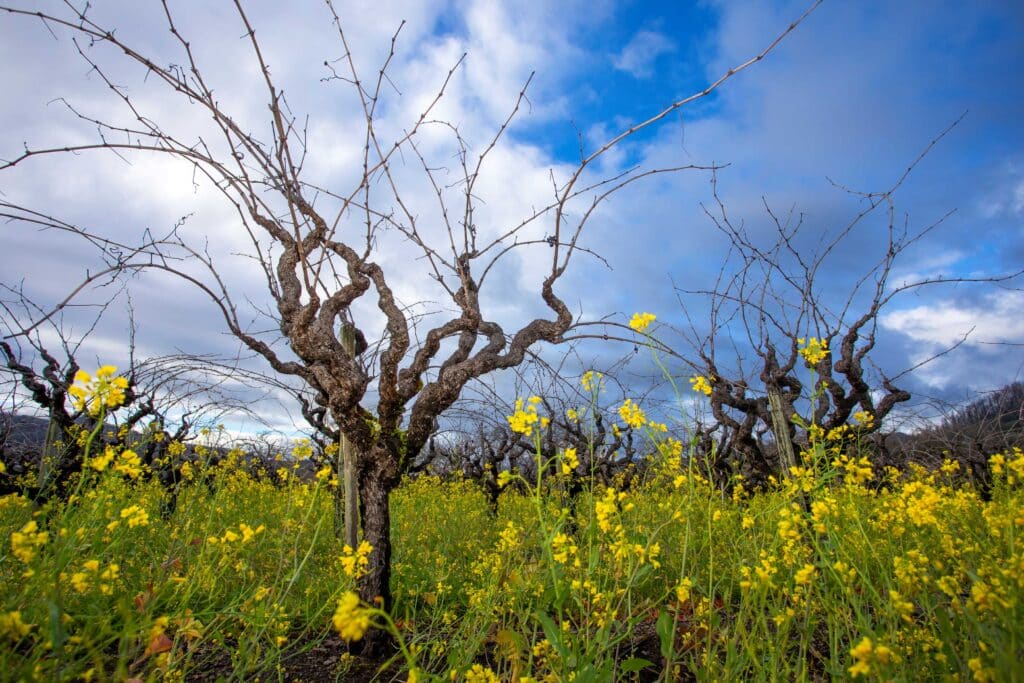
left=176, top=620, right=681, bottom=682
left=183, top=635, right=403, bottom=682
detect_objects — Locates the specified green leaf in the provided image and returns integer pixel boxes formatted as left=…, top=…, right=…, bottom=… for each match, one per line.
left=46, top=599, right=66, bottom=655
left=535, top=611, right=566, bottom=659
left=656, top=609, right=674, bottom=659
left=620, top=657, right=655, bottom=674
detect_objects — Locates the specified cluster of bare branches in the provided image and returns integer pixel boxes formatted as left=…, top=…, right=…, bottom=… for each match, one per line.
left=661, top=119, right=1023, bottom=484
left=430, top=349, right=654, bottom=506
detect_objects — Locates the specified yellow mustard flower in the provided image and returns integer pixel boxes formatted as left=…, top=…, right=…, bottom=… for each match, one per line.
left=561, top=447, right=579, bottom=475
left=618, top=398, right=647, bottom=429
left=0, top=611, right=32, bottom=641
left=291, top=438, right=313, bottom=459
left=689, top=375, right=713, bottom=396
left=68, top=365, right=129, bottom=417
left=89, top=447, right=116, bottom=472
left=551, top=532, right=578, bottom=565
left=119, top=505, right=149, bottom=528
left=629, top=311, right=656, bottom=332
left=70, top=572, right=90, bottom=594
left=848, top=636, right=897, bottom=678
left=797, top=337, right=829, bottom=365
left=10, top=520, right=48, bottom=563
left=794, top=563, right=817, bottom=586
left=507, top=397, right=543, bottom=436
left=852, top=410, right=874, bottom=427
left=332, top=592, right=371, bottom=641
left=341, top=540, right=373, bottom=580
left=465, top=665, right=500, bottom=683
left=113, top=449, right=143, bottom=478
left=581, top=370, right=603, bottom=393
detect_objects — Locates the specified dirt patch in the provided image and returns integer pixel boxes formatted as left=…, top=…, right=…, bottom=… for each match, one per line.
left=182, top=634, right=403, bottom=682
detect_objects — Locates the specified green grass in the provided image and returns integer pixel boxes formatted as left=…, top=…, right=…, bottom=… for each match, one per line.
left=2, top=437, right=1023, bottom=681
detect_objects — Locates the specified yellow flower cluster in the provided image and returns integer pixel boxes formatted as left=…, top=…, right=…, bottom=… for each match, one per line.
left=989, top=447, right=1024, bottom=486
left=968, top=574, right=1014, bottom=614
left=291, top=438, right=313, bottom=460
left=551, top=532, right=578, bottom=566
left=797, top=337, right=829, bottom=365
left=580, top=370, right=603, bottom=394
left=10, top=520, right=48, bottom=563
left=593, top=486, right=657, bottom=575
left=112, top=449, right=143, bottom=478
left=852, top=410, right=874, bottom=427
left=831, top=453, right=874, bottom=486
left=507, top=397, right=548, bottom=436
left=675, top=576, right=694, bottom=604
left=793, top=563, right=817, bottom=586
left=341, top=540, right=373, bottom=579
left=610, top=537, right=660, bottom=568
left=569, top=577, right=619, bottom=628
left=496, top=521, right=520, bottom=553
left=560, top=447, right=579, bottom=476
left=68, top=365, right=129, bottom=417
left=787, top=465, right=815, bottom=494
left=119, top=505, right=150, bottom=529
left=617, top=399, right=647, bottom=429
left=892, top=548, right=933, bottom=593
left=740, top=552, right=780, bottom=590
left=888, top=589, right=915, bottom=623
left=88, top=446, right=116, bottom=472
left=628, top=311, right=656, bottom=332
left=207, top=522, right=265, bottom=545
left=464, top=664, right=500, bottom=683
left=810, top=497, right=837, bottom=534
left=689, top=375, right=713, bottom=396
left=595, top=487, right=626, bottom=533
left=0, top=611, right=31, bottom=641
left=898, top=481, right=943, bottom=528
left=776, top=504, right=808, bottom=565
left=969, top=656, right=997, bottom=682
left=67, top=560, right=120, bottom=595
left=332, top=592, right=371, bottom=641
left=848, top=636, right=897, bottom=678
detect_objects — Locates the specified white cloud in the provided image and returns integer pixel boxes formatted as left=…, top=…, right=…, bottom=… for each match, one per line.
left=881, top=291, right=1024, bottom=389
left=881, top=291, right=1024, bottom=349
left=612, top=30, right=675, bottom=79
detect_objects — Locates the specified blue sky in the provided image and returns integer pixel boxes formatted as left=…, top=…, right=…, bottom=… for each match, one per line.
left=1, top=1, right=1022, bottom=434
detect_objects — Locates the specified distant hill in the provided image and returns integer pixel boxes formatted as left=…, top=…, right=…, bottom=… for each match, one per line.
left=939, top=382, right=1024, bottom=434
left=1, top=413, right=52, bottom=451
left=876, top=382, right=1024, bottom=475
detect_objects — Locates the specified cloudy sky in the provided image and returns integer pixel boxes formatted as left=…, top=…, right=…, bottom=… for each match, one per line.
left=1, top=1, right=1022, bottom=434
